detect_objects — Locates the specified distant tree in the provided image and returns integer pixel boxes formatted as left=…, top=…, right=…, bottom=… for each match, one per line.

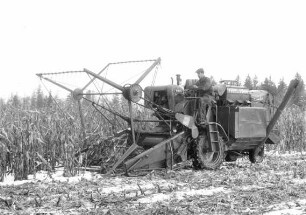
left=11, top=94, right=21, bottom=108
left=260, top=76, right=277, bottom=96
left=292, top=73, right=306, bottom=107
left=261, top=77, right=269, bottom=87
left=30, top=92, right=36, bottom=109
left=22, top=96, right=31, bottom=110
left=65, top=93, right=76, bottom=109
left=252, top=75, right=259, bottom=89
left=275, top=78, right=287, bottom=105
left=235, top=75, right=241, bottom=86
left=277, top=78, right=287, bottom=92
left=36, top=86, right=44, bottom=109
left=46, top=92, right=53, bottom=108
left=244, top=74, right=253, bottom=89
left=277, top=78, right=287, bottom=95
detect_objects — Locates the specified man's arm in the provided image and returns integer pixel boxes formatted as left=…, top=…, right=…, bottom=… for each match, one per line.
left=198, top=77, right=212, bottom=91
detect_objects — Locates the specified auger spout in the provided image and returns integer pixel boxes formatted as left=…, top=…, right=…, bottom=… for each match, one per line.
left=255, top=78, right=299, bottom=152
left=266, top=78, right=299, bottom=138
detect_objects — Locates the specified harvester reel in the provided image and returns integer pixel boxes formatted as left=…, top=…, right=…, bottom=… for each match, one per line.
left=193, top=134, right=224, bottom=170
left=123, top=84, right=143, bottom=103
left=72, top=88, right=83, bottom=101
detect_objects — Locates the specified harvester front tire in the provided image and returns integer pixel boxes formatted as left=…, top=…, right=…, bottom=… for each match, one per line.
left=249, top=146, right=264, bottom=163
left=193, top=134, right=224, bottom=170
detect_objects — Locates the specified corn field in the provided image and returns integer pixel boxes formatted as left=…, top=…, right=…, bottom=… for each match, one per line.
left=0, top=103, right=81, bottom=182
left=0, top=95, right=158, bottom=182
left=0, top=94, right=305, bottom=182
left=272, top=105, right=306, bottom=152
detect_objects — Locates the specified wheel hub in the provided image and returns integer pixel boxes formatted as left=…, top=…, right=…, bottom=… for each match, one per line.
left=123, top=84, right=143, bottom=103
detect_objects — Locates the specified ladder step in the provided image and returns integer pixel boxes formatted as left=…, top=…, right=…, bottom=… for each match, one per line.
left=209, top=123, right=219, bottom=144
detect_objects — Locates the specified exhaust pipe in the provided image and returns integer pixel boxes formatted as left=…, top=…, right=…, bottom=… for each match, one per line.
left=176, top=74, right=182, bottom=86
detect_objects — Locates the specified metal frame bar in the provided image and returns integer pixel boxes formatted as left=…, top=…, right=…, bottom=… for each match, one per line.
left=83, top=68, right=124, bottom=92
left=82, top=63, right=111, bottom=91
left=81, top=92, right=122, bottom=96
left=135, top=58, right=161, bottom=84
left=36, top=74, right=73, bottom=93
left=81, top=58, right=160, bottom=92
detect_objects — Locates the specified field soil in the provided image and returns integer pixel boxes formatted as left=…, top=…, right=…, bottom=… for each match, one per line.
left=1, top=151, right=306, bottom=215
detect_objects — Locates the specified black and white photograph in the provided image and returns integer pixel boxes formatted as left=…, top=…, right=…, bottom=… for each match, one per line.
left=0, top=1, right=306, bottom=214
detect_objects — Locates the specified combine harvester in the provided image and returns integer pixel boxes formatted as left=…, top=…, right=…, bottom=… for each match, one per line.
left=37, top=58, right=299, bottom=175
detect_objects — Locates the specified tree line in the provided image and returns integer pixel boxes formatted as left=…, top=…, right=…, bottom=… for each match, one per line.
left=1, top=72, right=305, bottom=110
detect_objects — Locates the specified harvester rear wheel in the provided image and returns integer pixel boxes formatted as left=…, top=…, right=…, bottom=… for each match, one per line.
left=249, top=146, right=264, bottom=163
left=193, top=134, right=224, bottom=170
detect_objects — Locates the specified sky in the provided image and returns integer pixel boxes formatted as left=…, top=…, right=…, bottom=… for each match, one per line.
left=1, top=0, right=306, bottom=99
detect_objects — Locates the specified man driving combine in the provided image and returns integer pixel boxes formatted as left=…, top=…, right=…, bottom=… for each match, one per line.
left=193, top=68, right=213, bottom=123
left=193, top=68, right=212, bottom=93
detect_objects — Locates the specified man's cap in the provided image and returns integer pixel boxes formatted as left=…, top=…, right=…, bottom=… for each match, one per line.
left=195, top=68, right=204, bottom=74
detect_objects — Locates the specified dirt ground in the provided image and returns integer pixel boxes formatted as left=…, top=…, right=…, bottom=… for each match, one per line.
left=1, top=151, right=306, bottom=215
